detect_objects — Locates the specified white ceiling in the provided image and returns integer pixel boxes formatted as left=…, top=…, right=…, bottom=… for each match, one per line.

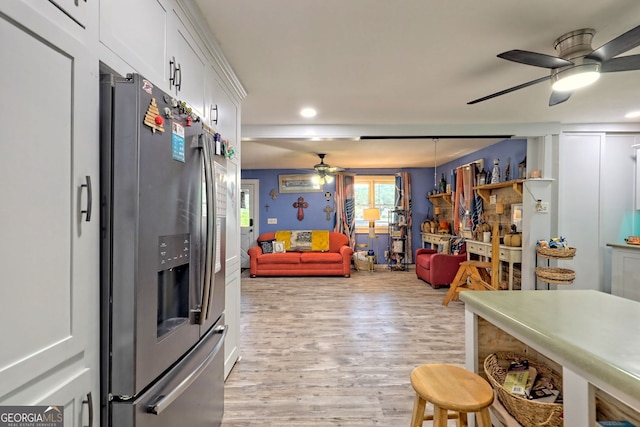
left=194, top=0, right=640, bottom=170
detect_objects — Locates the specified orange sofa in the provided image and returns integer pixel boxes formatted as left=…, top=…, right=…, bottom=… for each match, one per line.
left=248, top=231, right=353, bottom=277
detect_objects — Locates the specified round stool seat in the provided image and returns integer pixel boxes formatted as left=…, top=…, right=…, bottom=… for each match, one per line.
left=410, top=364, right=494, bottom=427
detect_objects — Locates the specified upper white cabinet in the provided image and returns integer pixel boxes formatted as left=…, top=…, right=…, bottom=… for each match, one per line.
left=49, top=0, right=88, bottom=27
left=167, top=11, right=206, bottom=117
left=0, top=1, right=99, bottom=425
left=99, top=0, right=170, bottom=89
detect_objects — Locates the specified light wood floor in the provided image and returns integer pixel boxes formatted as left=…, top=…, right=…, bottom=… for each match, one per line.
left=220, top=268, right=467, bottom=426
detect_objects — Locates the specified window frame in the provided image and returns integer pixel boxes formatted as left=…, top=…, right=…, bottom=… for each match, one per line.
left=354, top=175, right=396, bottom=234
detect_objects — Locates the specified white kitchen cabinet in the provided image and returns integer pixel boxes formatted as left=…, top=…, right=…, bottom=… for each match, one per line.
left=609, top=244, right=640, bottom=302
left=98, top=0, right=170, bottom=89
left=49, top=0, right=88, bottom=27
left=167, top=10, right=206, bottom=117
left=0, top=2, right=99, bottom=426
left=205, top=65, right=243, bottom=377
left=558, top=133, right=638, bottom=292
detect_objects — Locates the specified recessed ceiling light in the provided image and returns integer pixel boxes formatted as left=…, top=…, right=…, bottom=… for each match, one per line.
left=625, top=110, right=640, bottom=119
left=300, top=107, right=317, bottom=118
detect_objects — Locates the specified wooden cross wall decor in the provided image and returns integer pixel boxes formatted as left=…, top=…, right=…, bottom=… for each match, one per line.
left=323, top=205, right=334, bottom=221
left=293, top=196, right=309, bottom=221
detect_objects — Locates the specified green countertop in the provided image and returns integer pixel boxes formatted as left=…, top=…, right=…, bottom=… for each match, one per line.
left=607, top=242, right=640, bottom=250
left=460, top=290, right=640, bottom=403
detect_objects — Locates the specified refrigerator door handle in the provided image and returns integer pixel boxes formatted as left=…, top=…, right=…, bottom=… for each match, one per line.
left=146, top=325, right=227, bottom=415
left=82, top=391, right=93, bottom=427
left=198, top=134, right=215, bottom=324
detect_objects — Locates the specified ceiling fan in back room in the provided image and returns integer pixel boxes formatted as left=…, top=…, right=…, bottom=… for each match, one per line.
left=468, top=24, right=640, bottom=106
left=312, top=153, right=345, bottom=185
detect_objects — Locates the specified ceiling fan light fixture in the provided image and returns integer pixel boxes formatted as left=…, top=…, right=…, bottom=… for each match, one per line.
left=551, top=63, right=600, bottom=92
left=300, top=107, right=317, bottom=118
left=313, top=173, right=333, bottom=185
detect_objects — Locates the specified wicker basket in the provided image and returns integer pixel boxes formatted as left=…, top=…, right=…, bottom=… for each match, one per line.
left=484, top=352, right=563, bottom=427
left=353, top=252, right=373, bottom=271
left=536, top=246, right=576, bottom=259
left=535, top=267, right=575, bottom=284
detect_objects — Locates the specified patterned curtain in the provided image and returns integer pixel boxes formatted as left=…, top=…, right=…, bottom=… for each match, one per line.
left=454, top=164, right=482, bottom=235
left=394, top=172, right=413, bottom=262
left=334, top=173, right=356, bottom=248
left=470, top=163, right=484, bottom=234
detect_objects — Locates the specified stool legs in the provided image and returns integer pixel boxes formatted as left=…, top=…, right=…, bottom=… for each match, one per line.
left=410, top=395, right=426, bottom=427
left=476, top=408, right=492, bottom=427
left=432, top=405, right=448, bottom=427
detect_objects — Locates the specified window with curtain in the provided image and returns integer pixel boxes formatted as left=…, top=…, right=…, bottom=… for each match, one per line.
left=354, top=175, right=395, bottom=233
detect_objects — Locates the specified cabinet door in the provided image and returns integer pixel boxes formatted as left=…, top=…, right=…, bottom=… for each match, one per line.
left=99, top=0, right=170, bottom=88
left=49, top=0, right=87, bottom=27
left=205, top=67, right=242, bottom=377
left=0, top=5, right=99, bottom=426
left=168, top=13, right=205, bottom=117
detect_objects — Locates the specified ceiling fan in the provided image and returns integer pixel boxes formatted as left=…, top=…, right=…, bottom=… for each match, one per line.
left=468, top=24, right=640, bottom=106
left=312, top=153, right=345, bottom=184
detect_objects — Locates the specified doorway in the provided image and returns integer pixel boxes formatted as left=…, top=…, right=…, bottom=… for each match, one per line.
left=240, top=179, right=259, bottom=269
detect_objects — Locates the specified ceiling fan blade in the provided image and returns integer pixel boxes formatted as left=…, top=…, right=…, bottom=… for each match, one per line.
left=600, top=54, right=640, bottom=73
left=586, top=24, right=640, bottom=62
left=549, top=90, right=572, bottom=106
left=467, top=75, right=551, bottom=105
left=498, top=50, right=574, bottom=69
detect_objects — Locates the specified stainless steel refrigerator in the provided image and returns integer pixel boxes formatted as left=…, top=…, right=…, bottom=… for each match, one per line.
left=99, top=73, right=227, bottom=427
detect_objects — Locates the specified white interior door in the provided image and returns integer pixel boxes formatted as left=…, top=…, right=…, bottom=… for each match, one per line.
left=240, top=180, right=259, bottom=268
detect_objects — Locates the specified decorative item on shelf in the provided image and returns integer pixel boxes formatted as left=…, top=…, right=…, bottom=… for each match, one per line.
left=496, top=203, right=504, bottom=235
left=504, top=224, right=522, bottom=247
left=519, top=157, right=527, bottom=179
left=505, top=157, right=511, bottom=181
left=477, top=168, right=487, bottom=186
left=491, top=158, right=501, bottom=183
left=433, top=206, right=441, bottom=221
left=439, top=173, right=447, bottom=194
left=477, top=222, right=492, bottom=242
left=363, top=208, right=381, bottom=255
left=530, top=169, right=542, bottom=179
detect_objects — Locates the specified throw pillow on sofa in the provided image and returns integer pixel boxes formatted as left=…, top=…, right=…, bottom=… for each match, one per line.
left=259, top=239, right=275, bottom=254
left=273, top=241, right=286, bottom=253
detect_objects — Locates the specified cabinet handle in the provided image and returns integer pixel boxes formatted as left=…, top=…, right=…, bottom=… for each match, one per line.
left=81, top=175, right=92, bottom=222
left=175, top=63, right=182, bottom=92
left=169, top=56, right=177, bottom=89
left=83, top=391, right=93, bottom=427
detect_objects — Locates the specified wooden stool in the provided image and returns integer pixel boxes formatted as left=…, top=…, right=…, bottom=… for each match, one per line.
left=410, top=364, right=493, bottom=427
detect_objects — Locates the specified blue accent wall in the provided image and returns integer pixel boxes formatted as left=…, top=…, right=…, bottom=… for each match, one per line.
left=242, top=138, right=526, bottom=260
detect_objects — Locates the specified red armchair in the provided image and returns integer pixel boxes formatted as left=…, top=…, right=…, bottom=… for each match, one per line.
left=415, top=244, right=467, bottom=289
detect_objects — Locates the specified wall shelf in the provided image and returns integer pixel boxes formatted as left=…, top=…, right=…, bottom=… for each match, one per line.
left=428, top=192, right=452, bottom=206
left=473, top=179, right=524, bottom=203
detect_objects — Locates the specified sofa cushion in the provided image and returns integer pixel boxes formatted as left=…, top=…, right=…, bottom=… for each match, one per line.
left=300, top=252, right=344, bottom=263
left=256, top=253, right=301, bottom=264
left=259, top=239, right=275, bottom=254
